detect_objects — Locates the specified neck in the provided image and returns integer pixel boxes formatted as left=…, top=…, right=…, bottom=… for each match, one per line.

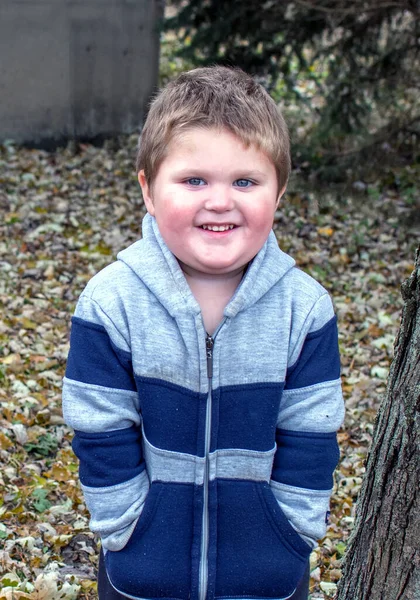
left=180, top=264, right=245, bottom=294
left=179, top=265, right=246, bottom=333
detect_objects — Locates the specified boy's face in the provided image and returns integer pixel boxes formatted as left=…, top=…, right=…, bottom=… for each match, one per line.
left=138, top=127, right=284, bottom=279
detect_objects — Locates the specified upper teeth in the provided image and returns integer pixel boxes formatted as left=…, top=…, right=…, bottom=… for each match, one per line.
left=202, top=224, right=234, bottom=231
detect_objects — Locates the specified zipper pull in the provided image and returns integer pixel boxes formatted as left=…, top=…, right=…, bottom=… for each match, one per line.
left=206, top=334, right=214, bottom=379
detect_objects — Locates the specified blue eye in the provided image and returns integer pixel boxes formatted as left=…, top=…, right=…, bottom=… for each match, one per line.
left=234, top=179, right=253, bottom=188
left=186, top=177, right=205, bottom=186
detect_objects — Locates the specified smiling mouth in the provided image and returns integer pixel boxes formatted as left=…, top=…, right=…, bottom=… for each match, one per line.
left=200, top=224, right=236, bottom=232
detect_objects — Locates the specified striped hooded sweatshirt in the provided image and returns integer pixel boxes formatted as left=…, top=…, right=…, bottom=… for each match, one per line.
left=62, top=212, right=344, bottom=600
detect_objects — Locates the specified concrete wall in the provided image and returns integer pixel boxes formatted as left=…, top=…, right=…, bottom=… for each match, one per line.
left=0, top=0, right=164, bottom=144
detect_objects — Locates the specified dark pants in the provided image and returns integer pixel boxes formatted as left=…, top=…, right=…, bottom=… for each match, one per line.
left=98, top=549, right=310, bottom=600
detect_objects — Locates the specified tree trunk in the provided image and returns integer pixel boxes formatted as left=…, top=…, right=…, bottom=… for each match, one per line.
left=335, top=247, right=420, bottom=600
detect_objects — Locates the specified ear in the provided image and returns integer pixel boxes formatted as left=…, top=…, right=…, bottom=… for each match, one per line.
left=138, top=170, right=155, bottom=216
left=275, top=184, right=287, bottom=210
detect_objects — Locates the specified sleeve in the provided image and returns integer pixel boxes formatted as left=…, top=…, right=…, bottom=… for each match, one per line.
left=62, top=293, right=149, bottom=552
left=271, top=293, right=344, bottom=548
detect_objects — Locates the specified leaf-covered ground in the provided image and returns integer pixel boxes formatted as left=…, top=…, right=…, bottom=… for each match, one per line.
left=0, top=137, right=418, bottom=599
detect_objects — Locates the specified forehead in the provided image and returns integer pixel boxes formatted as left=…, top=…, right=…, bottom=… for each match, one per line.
left=161, top=127, right=274, bottom=171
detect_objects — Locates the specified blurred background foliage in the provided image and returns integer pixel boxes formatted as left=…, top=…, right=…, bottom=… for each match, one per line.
left=161, top=0, right=419, bottom=193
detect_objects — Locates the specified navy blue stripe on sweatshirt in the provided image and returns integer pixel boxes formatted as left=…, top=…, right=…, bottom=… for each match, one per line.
left=135, top=376, right=207, bottom=456
left=135, top=377, right=284, bottom=455
left=66, top=316, right=136, bottom=391
left=285, top=316, right=340, bottom=390
left=72, top=425, right=145, bottom=487
left=272, top=429, right=340, bottom=490
left=211, top=382, right=284, bottom=452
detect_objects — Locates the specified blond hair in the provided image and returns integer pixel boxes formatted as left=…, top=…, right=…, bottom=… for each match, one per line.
left=136, top=66, right=290, bottom=191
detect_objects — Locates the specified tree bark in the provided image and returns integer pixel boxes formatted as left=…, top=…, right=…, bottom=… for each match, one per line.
left=335, top=247, right=420, bottom=600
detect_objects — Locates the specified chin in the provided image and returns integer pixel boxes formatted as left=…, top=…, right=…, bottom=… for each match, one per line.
left=204, top=263, right=245, bottom=276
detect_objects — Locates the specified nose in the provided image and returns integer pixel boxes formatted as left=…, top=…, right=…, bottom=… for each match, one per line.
left=204, top=185, right=234, bottom=212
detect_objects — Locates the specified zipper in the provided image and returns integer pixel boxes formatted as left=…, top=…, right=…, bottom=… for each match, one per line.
left=198, top=333, right=214, bottom=600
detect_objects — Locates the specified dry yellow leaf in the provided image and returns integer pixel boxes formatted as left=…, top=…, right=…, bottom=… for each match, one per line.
left=20, top=318, right=37, bottom=330
left=0, top=431, right=13, bottom=450
left=317, top=226, right=334, bottom=237
left=2, top=353, right=21, bottom=365
left=48, top=464, right=69, bottom=482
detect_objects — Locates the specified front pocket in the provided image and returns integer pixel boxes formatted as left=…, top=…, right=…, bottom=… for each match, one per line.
left=129, top=481, right=163, bottom=539
left=105, top=482, right=194, bottom=600
left=258, top=483, right=312, bottom=558
left=215, top=480, right=310, bottom=599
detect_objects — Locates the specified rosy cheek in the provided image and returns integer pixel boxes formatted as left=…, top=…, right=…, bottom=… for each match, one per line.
left=251, top=214, right=274, bottom=232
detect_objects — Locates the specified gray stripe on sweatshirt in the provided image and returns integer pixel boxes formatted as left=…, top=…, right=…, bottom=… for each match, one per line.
left=81, top=470, right=150, bottom=552
left=208, top=446, right=276, bottom=482
left=277, top=379, right=344, bottom=432
left=62, top=376, right=141, bottom=433
left=143, top=432, right=276, bottom=484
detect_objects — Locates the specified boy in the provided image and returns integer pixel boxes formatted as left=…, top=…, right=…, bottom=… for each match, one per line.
left=62, top=66, right=344, bottom=600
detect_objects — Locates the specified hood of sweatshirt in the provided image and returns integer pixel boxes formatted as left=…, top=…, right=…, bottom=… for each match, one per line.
left=117, top=213, right=296, bottom=320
